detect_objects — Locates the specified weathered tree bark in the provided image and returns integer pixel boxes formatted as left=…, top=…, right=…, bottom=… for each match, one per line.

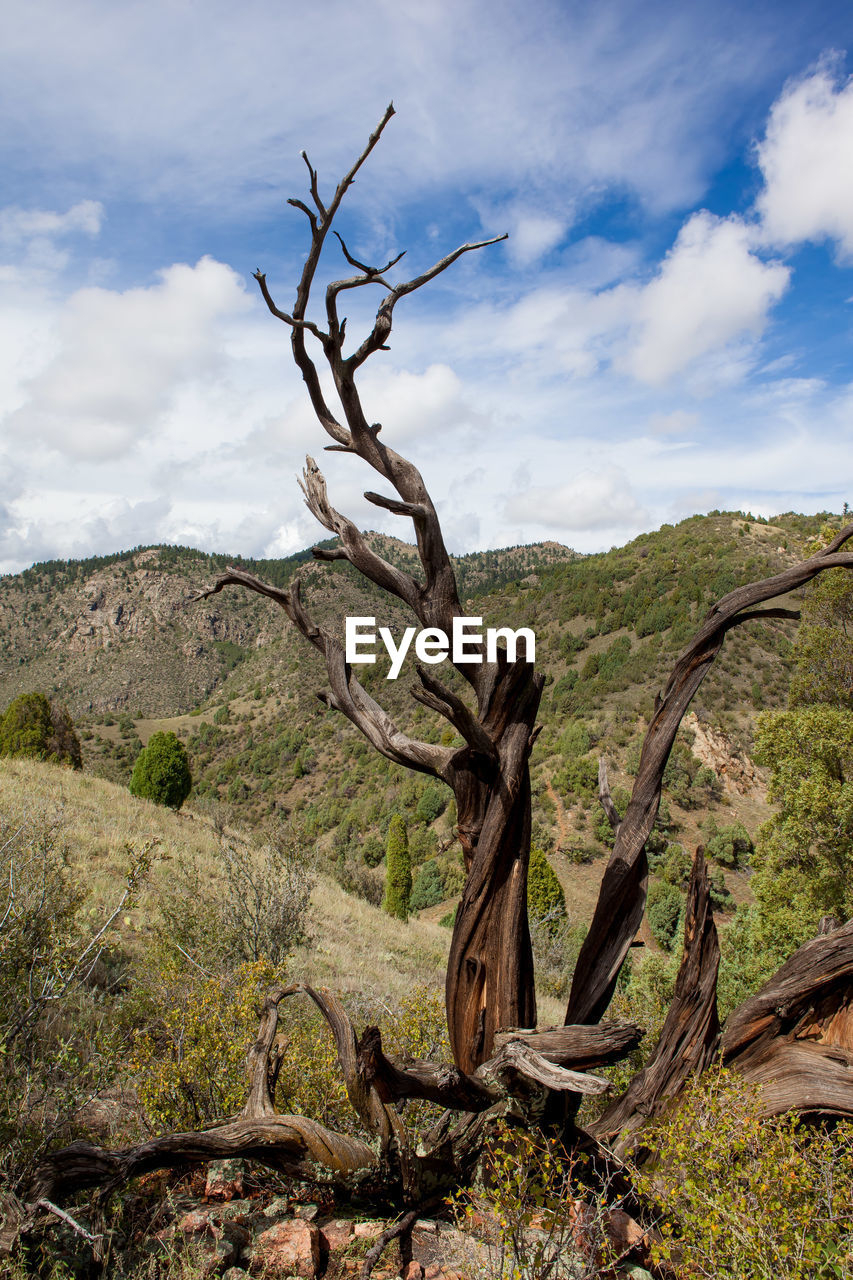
left=19, top=110, right=853, bottom=1257
left=567, top=528, right=853, bottom=1028
left=721, top=917, right=853, bottom=1117
left=592, top=850, right=720, bottom=1155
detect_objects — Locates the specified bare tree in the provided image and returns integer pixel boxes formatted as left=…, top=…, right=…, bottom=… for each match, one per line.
left=15, top=107, right=853, bottom=1259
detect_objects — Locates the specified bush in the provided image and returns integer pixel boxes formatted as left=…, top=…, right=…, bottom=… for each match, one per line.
left=410, top=859, right=446, bottom=911
left=1, top=806, right=149, bottom=1191
left=634, top=1067, right=853, bottom=1279
left=527, top=846, right=566, bottom=930
left=703, top=817, right=753, bottom=868
left=383, top=814, right=411, bottom=921
left=130, top=730, right=192, bottom=809
left=415, top=785, right=447, bottom=824
left=647, top=879, right=683, bottom=950
left=0, top=692, right=81, bottom=768
left=156, top=822, right=314, bottom=973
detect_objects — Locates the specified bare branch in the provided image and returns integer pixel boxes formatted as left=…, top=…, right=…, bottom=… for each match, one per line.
left=197, top=568, right=453, bottom=779
left=567, top=535, right=853, bottom=1026
left=348, top=234, right=508, bottom=372
left=597, top=759, right=622, bottom=834
left=299, top=458, right=425, bottom=612
left=411, top=666, right=497, bottom=759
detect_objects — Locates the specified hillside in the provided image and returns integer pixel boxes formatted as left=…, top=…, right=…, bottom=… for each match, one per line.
left=0, top=508, right=835, bottom=947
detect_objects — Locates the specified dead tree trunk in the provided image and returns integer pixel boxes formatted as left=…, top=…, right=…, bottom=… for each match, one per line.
left=15, top=107, right=853, bottom=1251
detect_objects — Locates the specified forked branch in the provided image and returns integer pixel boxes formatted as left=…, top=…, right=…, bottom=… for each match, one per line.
left=567, top=528, right=853, bottom=1027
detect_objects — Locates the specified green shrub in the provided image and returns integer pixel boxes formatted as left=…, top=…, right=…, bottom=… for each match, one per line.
left=383, top=814, right=411, bottom=921
left=415, top=785, right=447, bottom=824
left=647, top=879, right=683, bottom=950
left=410, top=859, right=445, bottom=911
left=703, top=817, right=753, bottom=868
left=361, top=833, right=384, bottom=867
left=527, top=846, right=566, bottom=930
left=0, top=692, right=81, bottom=768
left=130, top=731, right=192, bottom=809
left=634, top=1067, right=853, bottom=1279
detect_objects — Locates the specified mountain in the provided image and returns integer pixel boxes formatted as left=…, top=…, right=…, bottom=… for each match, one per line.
left=0, top=508, right=834, bottom=934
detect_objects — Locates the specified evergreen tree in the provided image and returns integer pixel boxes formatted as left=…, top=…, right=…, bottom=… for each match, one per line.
left=383, top=814, right=411, bottom=922
left=0, top=692, right=82, bottom=768
left=527, top=846, right=566, bottom=931
left=130, top=731, right=192, bottom=810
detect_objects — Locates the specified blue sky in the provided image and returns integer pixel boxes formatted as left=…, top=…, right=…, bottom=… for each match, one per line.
left=1, top=0, right=852, bottom=573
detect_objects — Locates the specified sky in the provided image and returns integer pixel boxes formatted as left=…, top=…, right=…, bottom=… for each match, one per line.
left=1, top=0, right=853, bottom=574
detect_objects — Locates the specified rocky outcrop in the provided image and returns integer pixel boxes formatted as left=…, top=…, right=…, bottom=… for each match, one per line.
left=684, top=712, right=760, bottom=796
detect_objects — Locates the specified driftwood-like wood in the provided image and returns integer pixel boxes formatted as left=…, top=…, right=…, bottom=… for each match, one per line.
left=199, top=105, right=544, bottom=1073
left=722, top=918, right=853, bottom=1116
left=567, top=532, right=853, bottom=1028
left=20, top=110, right=853, bottom=1260
left=492, top=1021, right=644, bottom=1069
left=592, top=850, right=720, bottom=1154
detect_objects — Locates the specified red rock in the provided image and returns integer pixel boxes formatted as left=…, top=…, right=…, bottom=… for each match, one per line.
left=605, top=1207, right=650, bottom=1258
left=321, top=1218, right=355, bottom=1253
left=205, top=1158, right=245, bottom=1201
left=424, top=1266, right=442, bottom=1279
left=353, top=1220, right=382, bottom=1239
left=177, top=1209, right=213, bottom=1237
left=403, top=1263, right=425, bottom=1280
left=250, top=1218, right=321, bottom=1278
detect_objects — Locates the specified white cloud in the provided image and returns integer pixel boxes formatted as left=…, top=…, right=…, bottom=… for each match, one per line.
left=0, top=200, right=103, bottom=245
left=504, top=468, right=648, bottom=532
left=6, top=257, right=251, bottom=460
left=624, top=212, right=790, bottom=385
left=505, top=212, right=569, bottom=268
left=649, top=409, right=700, bottom=437
left=755, top=60, right=853, bottom=257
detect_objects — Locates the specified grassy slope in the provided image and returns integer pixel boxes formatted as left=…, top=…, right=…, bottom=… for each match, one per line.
left=0, top=756, right=450, bottom=1007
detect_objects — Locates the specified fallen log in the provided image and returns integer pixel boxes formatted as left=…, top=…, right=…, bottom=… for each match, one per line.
left=722, top=917, right=853, bottom=1117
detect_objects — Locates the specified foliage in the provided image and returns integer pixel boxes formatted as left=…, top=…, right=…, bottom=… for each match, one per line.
left=789, top=565, right=853, bottom=710
left=0, top=804, right=149, bottom=1191
left=752, top=704, right=853, bottom=946
left=410, top=858, right=446, bottom=911
left=633, top=1067, right=853, bottom=1279
left=130, top=730, right=192, bottom=810
left=646, top=879, right=683, bottom=950
left=526, top=846, right=566, bottom=930
left=530, top=919, right=587, bottom=1000
left=702, top=816, right=753, bottom=868
left=415, top=785, right=447, bottom=824
left=451, top=1120, right=617, bottom=1280
left=0, top=692, right=82, bottom=769
left=129, top=959, right=281, bottom=1131
left=155, top=822, right=314, bottom=973
left=383, top=813, right=411, bottom=921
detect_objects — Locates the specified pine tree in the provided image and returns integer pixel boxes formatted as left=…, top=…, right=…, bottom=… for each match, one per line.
left=0, top=692, right=81, bottom=768
left=130, top=731, right=192, bottom=810
left=383, top=814, right=411, bottom=922
left=526, top=845, right=566, bottom=932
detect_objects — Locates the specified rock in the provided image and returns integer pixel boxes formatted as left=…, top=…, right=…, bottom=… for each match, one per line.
left=403, top=1263, right=425, bottom=1280
left=178, top=1209, right=213, bottom=1237
left=222, top=1270, right=248, bottom=1279
left=262, top=1196, right=291, bottom=1220
left=605, top=1207, right=648, bottom=1256
left=250, top=1219, right=321, bottom=1278
left=353, top=1220, right=382, bottom=1239
left=205, top=1158, right=245, bottom=1201
left=294, top=1202, right=319, bottom=1221
left=320, top=1218, right=355, bottom=1253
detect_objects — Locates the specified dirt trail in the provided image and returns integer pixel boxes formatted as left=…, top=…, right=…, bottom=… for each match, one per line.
left=545, top=777, right=572, bottom=849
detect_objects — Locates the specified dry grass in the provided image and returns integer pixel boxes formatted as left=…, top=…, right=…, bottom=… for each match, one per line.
left=0, top=756, right=449, bottom=1002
